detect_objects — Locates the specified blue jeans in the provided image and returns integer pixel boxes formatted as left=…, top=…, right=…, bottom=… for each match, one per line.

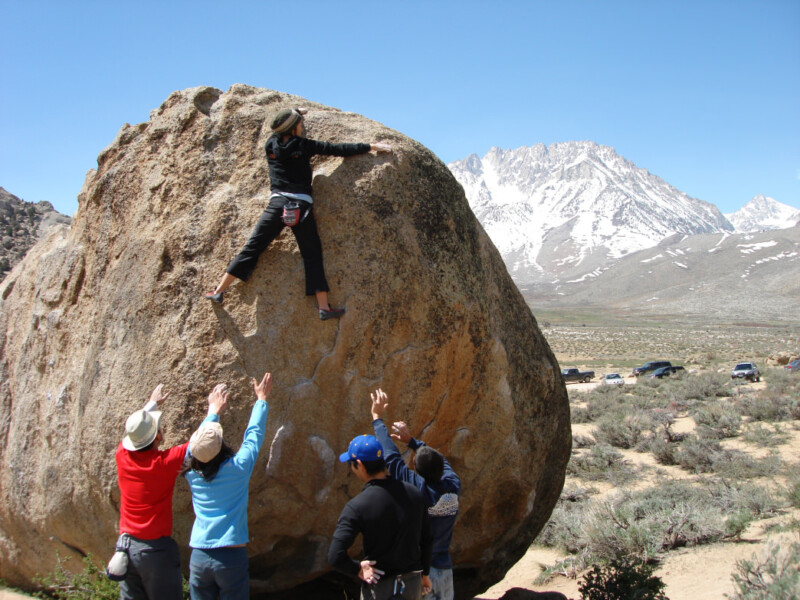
left=189, top=547, right=249, bottom=600
left=119, top=536, right=182, bottom=600
left=423, top=567, right=454, bottom=600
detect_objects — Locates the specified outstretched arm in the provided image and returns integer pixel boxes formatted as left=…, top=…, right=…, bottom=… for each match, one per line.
left=397, top=421, right=461, bottom=492
left=182, top=383, right=230, bottom=460
left=369, top=389, right=428, bottom=491
left=394, top=421, right=462, bottom=493
left=206, top=384, right=229, bottom=419
left=234, top=372, right=272, bottom=471
left=142, top=384, right=169, bottom=411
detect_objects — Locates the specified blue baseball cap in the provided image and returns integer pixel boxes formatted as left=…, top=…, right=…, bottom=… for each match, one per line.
left=339, top=434, right=383, bottom=463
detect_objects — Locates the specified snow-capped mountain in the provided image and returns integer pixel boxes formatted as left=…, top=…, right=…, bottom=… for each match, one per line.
left=448, top=142, right=733, bottom=284
left=725, top=194, right=800, bottom=232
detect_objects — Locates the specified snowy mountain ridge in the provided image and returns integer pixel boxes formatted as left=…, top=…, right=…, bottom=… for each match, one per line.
left=725, top=194, right=800, bottom=232
left=448, top=142, right=733, bottom=284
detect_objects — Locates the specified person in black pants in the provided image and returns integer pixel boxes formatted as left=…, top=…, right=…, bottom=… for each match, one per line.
left=329, top=434, right=433, bottom=600
left=205, top=107, right=392, bottom=320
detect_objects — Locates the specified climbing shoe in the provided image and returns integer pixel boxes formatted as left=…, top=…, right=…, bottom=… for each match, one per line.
left=319, top=306, right=345, bottom=321
left=205, top=291, right=224, bottom=304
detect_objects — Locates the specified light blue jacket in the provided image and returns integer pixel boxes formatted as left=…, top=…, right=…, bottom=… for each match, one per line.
left=184, top=399, right=269, bottom=548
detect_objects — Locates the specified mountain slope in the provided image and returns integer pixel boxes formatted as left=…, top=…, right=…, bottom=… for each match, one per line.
left=524, top=227, right=800, bottom=323
left=725, top=194, right=800, bottom=232
left=448, top=142, right=733, bottom=285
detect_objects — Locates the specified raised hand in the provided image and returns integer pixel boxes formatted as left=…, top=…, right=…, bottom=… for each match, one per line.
left=148, top=384, right=170, bottom=406
left=253, top=372, right=273, bottom=401
left=390, top=421, right=412, bottom=444
left=208, top=383, right=229, bottom=415
left=370, top=388, right=389, bottom=421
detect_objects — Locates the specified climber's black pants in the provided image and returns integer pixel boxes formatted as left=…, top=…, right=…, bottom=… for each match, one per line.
left=226, top=195, right=329, bottom=296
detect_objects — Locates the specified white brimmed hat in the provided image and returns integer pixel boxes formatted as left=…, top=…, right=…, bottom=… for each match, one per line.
left=122, top=409, right=163, bottom=451
left=189, top=422, right=224, bottom=463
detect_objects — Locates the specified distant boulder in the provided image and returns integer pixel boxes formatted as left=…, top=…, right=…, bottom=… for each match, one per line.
left=0, top=86, right=570, bottom=597
left=0, top=187, right=71, bottom=277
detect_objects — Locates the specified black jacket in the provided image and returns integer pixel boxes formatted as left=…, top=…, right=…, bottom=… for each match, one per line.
left=328, top=477, right=433, bottom=578
left=265, top=135, right=371, bottom=195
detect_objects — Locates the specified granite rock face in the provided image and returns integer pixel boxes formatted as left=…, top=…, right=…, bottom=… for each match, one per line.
left=0, top=85, right=570, bottom=597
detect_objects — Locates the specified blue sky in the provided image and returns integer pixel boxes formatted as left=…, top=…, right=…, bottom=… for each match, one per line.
left=1, top=0, right=798, bottom=216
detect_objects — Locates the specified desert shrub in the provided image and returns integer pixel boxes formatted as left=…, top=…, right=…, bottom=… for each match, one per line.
left=538, top=486, right=594, bottom=552
left=34, top=554, right=119, bottom=600
left=578, top=558, right=668, bottom=600
left=650, top=409, right=685, bottom=441
left=742, top=423, right=790, bottom=447
left=706, top=479, right=781, bottom=520
left=536, top=552, right=591, bottom=583
left=675, top=435, right=783, bottom=478
left=582, top=490, right=726, bottom=562
left=567, top=444, right=637, bottom=485
left=593, top=409, right=654, bottom=449
left=692, top=402, right=742, bottom=439
left=571, top=406, right=592, bottom=423
left=711, top=449, right=782, bottom=480
left=643, top=436, right=679, bottom=465
left=537, top=478, right=780, bottom=584
left=671, top=372, right=731, bottom=403
left=35, top=554, right=190, bottom=600
left=581, top=388, right=629, bottom=421
left=781, top=469, right=800, bottom=509
left=573, top=434, right=596, bottom=448
left=736, top=381, right=800, bottom=422
left=728, top=541, right=800, bottom=600
left=675, top=435, right=721, bottom=473
left=762, top=368, right=800, bottom=398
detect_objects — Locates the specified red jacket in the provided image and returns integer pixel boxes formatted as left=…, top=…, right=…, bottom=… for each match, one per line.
left=116, top=441, right=188, bottom=539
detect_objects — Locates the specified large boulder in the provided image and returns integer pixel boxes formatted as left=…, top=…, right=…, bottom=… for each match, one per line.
left=0, top=85, right=570, bottom=597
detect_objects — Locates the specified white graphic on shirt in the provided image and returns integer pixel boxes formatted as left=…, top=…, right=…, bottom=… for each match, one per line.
left=428, top=492, right=459, bottom=517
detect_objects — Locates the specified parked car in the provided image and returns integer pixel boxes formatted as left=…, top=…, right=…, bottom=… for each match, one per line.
left=601, top=373, right=625, bottom=386
left=649, top=366, right=686, bottom=379
left=731, top=362, right=760, bottom=382
left=632, top=361, right=672, bottom=376
left=785, top=359, right=800, bottom=373
left=561, top=368, right=595, bottom=383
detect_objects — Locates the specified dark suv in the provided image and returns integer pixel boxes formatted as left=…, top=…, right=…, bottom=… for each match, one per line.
left=632, top=361, right=672, bottom=376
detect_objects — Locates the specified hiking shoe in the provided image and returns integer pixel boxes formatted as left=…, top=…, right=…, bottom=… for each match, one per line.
left=205, top=291, right=224, bottom=304
left=319, top=306, right=345, bottom=321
